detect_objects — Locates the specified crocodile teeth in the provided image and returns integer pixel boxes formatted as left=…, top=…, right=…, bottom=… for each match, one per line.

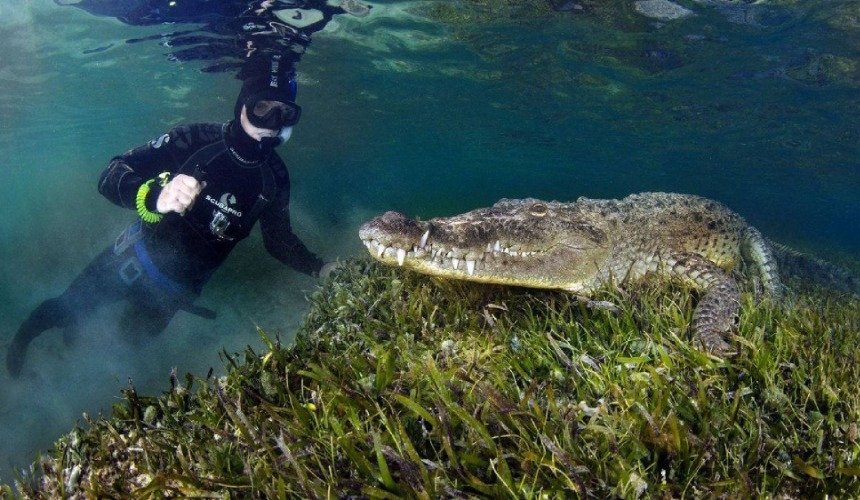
left=452, top=258, right=460, bottom=270
left=396, top=248, right=406, bottom=266
left=419, top=230, right=430, bottom=248
left=466, top=260, right=475, bottom=275
left=494, top=241, right=502, bottom=252
left=377, top=245, right=386, bottom=258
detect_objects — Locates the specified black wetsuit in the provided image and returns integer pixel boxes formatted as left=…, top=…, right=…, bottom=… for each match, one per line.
left=7, top=121, right=322, bottom=376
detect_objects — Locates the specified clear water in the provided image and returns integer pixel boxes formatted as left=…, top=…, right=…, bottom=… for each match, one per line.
left=0, top=0, right=857, bottom=481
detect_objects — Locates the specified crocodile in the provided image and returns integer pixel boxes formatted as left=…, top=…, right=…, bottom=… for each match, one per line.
left=358, top=192, right=856, bottom=355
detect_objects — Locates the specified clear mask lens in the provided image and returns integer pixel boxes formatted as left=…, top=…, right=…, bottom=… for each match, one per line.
left=249, top=99, right=301, bottom=129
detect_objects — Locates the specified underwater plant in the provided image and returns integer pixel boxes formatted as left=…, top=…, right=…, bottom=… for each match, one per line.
left=6, top=260, right=859, bottom=497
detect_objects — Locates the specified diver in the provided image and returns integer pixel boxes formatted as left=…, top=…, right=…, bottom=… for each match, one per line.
left=6, top=60, right=333, bottom=377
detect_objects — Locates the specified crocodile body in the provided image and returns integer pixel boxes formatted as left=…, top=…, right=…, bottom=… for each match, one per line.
left=359, top=192, right=788, bottom=355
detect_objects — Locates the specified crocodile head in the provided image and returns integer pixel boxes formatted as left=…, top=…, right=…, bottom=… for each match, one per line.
left=358, top=198, right=613, bottom=291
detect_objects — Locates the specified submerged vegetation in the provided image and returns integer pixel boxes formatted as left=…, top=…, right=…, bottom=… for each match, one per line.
left=6, top=260, right=860, bottom=497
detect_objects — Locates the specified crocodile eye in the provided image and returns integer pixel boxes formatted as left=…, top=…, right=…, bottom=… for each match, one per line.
left=528, top=203, right=548, bottom=217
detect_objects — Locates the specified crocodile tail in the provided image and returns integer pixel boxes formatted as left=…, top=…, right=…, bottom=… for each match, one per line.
left=769, top=240, right=860, bottom=297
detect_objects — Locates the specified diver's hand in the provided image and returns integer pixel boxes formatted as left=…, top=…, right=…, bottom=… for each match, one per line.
left=156, top=174, right=205, bottom=216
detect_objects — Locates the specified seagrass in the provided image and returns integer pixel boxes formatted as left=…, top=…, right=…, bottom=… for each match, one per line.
left=8, top=260, right=859, bottom=498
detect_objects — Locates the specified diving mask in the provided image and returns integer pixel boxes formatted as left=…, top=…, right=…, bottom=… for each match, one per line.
left=244, top=85, right=301, bottom=131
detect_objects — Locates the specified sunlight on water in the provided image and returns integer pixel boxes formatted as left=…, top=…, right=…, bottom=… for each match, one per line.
left=0, top=0, right=856, bottom=481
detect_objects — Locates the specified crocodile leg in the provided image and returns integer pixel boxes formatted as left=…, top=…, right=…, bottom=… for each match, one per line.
left=742, top=227, right=785, bottom=301
left=664, top=252, right=741, bottom=355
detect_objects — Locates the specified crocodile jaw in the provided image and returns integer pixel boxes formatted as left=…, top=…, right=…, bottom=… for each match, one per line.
left=358, top=209, right=608, bottom=291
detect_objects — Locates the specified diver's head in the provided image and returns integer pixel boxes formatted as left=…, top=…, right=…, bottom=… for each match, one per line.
left=234, top=73, right=301, bottom=148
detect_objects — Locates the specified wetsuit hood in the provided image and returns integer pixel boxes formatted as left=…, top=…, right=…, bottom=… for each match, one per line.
left=233, top=57, right=299, bottom=150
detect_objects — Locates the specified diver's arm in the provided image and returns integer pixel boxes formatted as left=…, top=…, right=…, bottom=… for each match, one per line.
left=259, top=189, right=324, bottom=277
left=98, top=159, right=156, bottom=210
left=98, top=125, right=217, bottom=210
left=98, top=131, right=182, bottom=209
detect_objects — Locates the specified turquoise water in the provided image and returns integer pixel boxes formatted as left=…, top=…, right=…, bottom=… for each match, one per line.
left=0, top=0, right=857, bottom=481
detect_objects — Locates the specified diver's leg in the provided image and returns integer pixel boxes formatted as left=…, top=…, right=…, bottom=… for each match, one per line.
left=6, top=247, right=126, bottom=376
left=6, top=298, right=72, bottom=376
left=119, top=296, right=181, bottom=345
